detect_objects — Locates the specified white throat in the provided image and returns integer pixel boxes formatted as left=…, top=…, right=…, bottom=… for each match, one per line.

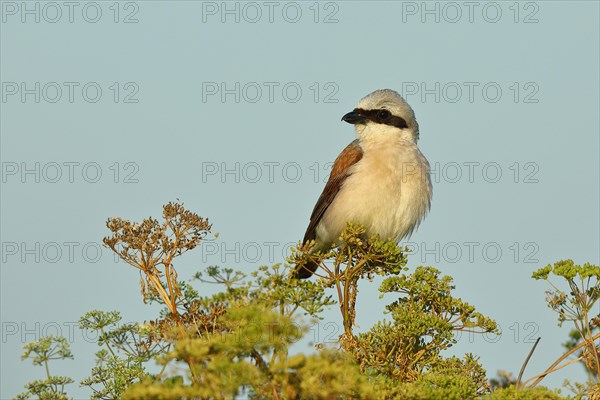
left=355, top=122, right=419, bottom=144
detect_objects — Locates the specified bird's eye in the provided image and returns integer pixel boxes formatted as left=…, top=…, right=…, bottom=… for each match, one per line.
left=377, top=110, right=390, bottom=119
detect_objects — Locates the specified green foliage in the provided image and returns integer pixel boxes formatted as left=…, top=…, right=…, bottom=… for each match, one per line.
left=486, top=386, right=567, bottom=400
left=80, top=354, right=146, bottom=400
left=249, top=264, right=335, bottom=319
left=14, top=376, right=74, bottom=400
left=355, top=266, right=497, bottom=381
left=122, top=262, right=342, bottom=399
left=288, top=222, right=408, bottom=337
left=20, top=336, right=73, bottom=366
left=125, top=305, right=303, bottom=399
left=372, top=354, right=489, bottom=399
left=78, top=310, right=163, bottom=399
left=532, top=260, right=599, bottom=328
left=125, top=314, right=381, bottom=399
left=530, top=260, right=599, bottom=392
left=15, top=203, right=593, bottom=399
left=16, top=336, right=74, bottom=399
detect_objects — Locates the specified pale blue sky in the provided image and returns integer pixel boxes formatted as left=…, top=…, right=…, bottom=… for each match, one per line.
left=1, top=1, right=599, bottom=398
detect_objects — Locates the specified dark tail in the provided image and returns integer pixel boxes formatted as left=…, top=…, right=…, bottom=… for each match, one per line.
left=292, top=260, right=319, bottom=279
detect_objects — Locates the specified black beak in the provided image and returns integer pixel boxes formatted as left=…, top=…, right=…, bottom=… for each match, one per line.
left=341, top=110, right=367, bottom=125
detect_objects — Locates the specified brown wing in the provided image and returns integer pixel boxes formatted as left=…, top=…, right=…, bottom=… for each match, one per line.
left=303, top=140, right=363, bottom=243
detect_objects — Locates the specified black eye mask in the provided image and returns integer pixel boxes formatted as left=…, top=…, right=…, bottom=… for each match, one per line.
left=353, top=108, right=408, bottom=129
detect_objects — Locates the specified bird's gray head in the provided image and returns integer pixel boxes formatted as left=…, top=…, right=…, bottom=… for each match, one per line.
left=342, top=89, right=419, bottom=143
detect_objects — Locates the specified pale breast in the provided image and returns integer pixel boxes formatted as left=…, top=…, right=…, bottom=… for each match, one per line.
left=317, top=140, right=432, bottom=245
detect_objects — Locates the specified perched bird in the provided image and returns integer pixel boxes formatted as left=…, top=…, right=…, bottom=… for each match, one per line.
left=294, top=89, right=432, bottom=279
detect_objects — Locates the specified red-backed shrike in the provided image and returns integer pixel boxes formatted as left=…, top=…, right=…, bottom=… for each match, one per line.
left=294, top=89, right=432, bottom=279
